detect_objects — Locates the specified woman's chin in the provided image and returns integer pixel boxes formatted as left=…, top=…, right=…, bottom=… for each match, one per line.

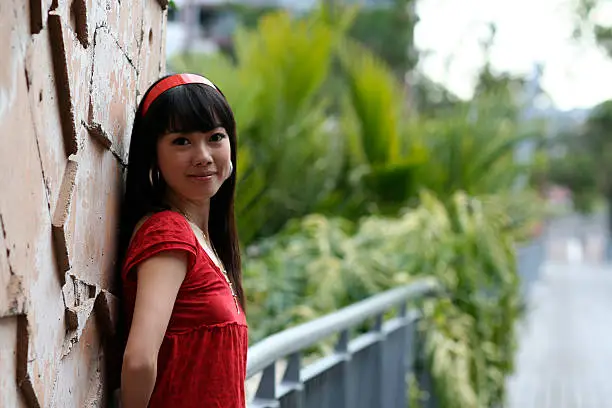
left=183, top=187, right=221, bottom=202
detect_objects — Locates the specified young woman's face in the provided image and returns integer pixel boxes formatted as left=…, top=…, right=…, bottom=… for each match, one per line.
left=156, top=127, right=232, bottom=203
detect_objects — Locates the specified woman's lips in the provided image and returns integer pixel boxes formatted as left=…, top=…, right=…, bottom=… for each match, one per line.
left=189, top=173, right=215, bottom=181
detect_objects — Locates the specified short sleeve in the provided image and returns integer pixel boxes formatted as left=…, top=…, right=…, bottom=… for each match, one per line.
left=122, top=210, right=198, bottom=282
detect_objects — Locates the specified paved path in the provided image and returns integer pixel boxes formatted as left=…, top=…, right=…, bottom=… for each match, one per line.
left=506, top=262, right=612, bottom=407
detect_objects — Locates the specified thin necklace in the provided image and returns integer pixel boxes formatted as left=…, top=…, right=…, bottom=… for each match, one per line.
left=171, top=208, right=241, bottom=314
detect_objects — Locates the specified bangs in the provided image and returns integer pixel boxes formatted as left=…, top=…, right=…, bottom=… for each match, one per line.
left=144, top=83, right=234, bottom=136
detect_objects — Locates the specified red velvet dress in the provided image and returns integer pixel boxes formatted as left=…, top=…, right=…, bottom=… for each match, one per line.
left=121, top=210, right=248, bottom=408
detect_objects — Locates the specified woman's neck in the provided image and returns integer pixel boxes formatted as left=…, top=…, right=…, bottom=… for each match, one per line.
left=165, top=193, right=210, bottom=237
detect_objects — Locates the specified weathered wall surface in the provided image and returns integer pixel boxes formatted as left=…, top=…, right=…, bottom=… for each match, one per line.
left=0, top=1, right=167, bottom=406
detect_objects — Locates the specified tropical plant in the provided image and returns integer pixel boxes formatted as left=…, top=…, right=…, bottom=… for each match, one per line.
left=416, top=192, right=521, bottom=408
left=170, top=7, right=428, bottom=243
left=315, top=38, right=427, bottom=218
left=408, top=58, right=543, bottom=200
left=170, top=6, right=538, bottom=245
left=347, top=0, right=419, bottom=77
left=409, top=108, right=534, bottom=198
left=171, top=10, right=346, bottom=244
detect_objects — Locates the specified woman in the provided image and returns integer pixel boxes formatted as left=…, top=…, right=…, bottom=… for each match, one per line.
left=117, top=73, right=247, bottom=408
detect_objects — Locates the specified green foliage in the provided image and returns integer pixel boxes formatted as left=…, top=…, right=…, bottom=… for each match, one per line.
left=480, top=190, right=547, bottom=242
left=410, top=109, right=534, bottom=197
left=222, top=4, right=280, bottom=30
left=170, top=6, right=535, bottom=244
left=340, top=40, right=404, bottom=165
left=319, top=39, right=427, bottom=217
left=348, top=0, right=419, bottom=76
left=410, top=74, right=462, bottom=114
left=418, top=192, right=522, bottom=408
left=243, top=191, right=531, bottom=407
left=171, top=7, right=426, bottom=242
left=594, top=25, right=612, bottom=57
left=409, top=62, right=542, bottom=200
left=540, top=100, right=612, bottom=212
left=407, top=373, right=427, bottom=408
left=545, top=151, right=599, bottom=212
left=572, top=0, right=612, bottom=56
left=172, top=11, right=345, bottom=243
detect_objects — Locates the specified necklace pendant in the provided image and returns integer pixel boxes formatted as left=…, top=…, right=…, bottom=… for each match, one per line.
left=228, top=282, right=240, bottom=314
left=234, top=296, right=241, bottom=315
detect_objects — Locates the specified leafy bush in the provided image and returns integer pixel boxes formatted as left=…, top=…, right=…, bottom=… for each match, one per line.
left=243, top=190, right=540, bottom=407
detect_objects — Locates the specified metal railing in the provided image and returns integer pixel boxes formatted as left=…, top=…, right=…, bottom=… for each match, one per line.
left=246, top=278, right=440, bottom=408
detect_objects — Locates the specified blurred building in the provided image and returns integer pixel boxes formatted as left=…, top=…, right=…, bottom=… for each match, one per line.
left=165, top=0, right=410, bottom=62
left=166, top=0, right=245, bottom=57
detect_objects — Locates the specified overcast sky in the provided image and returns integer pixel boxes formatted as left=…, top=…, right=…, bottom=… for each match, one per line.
left=414, top=0, right=612, bottom=111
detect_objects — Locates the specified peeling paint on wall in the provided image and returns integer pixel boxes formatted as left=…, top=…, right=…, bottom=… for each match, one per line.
left=0, top=0, right=167, bottom=405
left=0, top=33, right=21, bottom=123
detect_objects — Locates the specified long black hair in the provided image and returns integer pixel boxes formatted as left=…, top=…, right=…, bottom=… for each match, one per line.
left=116, top=74, right=245, bottom=312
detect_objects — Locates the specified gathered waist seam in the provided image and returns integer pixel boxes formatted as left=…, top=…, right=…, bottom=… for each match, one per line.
left=165, top=320, right=248, bottom=336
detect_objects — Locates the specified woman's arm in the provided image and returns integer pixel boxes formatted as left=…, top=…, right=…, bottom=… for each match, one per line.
left=121, top=250, right=188, bottom=408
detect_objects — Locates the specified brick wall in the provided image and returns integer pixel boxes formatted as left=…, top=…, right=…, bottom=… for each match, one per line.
left=0, top=1, right=167, bottom=406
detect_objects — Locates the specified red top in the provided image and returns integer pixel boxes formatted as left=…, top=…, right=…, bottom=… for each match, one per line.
left=121, top=210, right=248, bottom=408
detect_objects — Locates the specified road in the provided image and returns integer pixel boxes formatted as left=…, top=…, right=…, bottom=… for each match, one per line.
left=506, top=213, right=612, bottom=408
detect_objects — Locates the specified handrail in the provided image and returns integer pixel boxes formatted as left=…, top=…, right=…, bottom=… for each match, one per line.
left=246, top=277, right=440, bottom=378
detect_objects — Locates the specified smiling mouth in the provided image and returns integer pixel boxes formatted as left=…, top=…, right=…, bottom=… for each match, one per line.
left=189, top=173, right=216, bottom=180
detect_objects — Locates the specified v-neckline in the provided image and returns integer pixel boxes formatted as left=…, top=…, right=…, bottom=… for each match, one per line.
left=183, top=220, right=228, bottom=283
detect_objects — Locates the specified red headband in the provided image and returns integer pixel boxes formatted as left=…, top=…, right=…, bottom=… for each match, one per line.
left=141, top=73, right=218, bottom=115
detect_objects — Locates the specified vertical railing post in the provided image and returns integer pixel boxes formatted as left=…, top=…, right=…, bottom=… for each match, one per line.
left=251, top=363, right=280, bottom=408
left=394, top=302, right=409, bottom=408
left=278, top=352, right=304, bottom=408
left=380, top=304, right=410, bottom=408
left=373, top=313, right=386, bottom=408
left=332, top=329, right=351, bottom=408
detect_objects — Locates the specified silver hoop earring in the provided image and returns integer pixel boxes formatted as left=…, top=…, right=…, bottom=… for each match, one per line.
left=228, top=161, right=233, bottom=176
left=149, top=167, right=160, bottom=188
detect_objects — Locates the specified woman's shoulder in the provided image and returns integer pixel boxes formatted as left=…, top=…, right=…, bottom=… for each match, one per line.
left=128, top=210, right=195, bottom=250
left=122, top=210, right=198, bottom=280
left=134, top=210, right=188, bottom=233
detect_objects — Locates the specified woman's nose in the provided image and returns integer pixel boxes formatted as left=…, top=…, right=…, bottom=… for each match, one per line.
left=192, top=143, right=213, bottom=166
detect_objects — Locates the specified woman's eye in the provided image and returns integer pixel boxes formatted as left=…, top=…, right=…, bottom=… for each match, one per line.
left=210, top=133, right=226, bottom=142
left=172, top=137, right=190, bottom=146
